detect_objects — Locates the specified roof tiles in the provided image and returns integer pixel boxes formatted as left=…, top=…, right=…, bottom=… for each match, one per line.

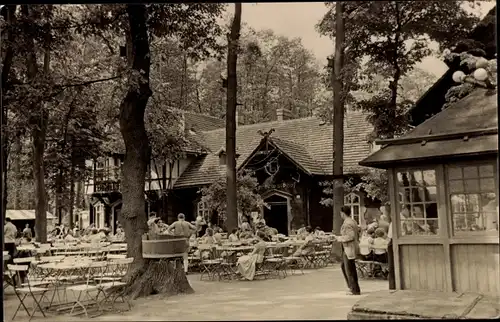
left=174, top=110, right=373, bottom=188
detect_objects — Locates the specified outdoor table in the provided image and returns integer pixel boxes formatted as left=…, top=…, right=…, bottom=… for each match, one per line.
left=35, top=260, right=93, bottom=310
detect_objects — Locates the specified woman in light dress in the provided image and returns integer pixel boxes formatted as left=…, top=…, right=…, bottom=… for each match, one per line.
left=292, top=226, right=316, bottom=256
left=237, top=231, right=267, bottom=280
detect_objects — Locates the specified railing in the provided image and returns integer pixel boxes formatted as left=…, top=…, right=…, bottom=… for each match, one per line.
left=94, top=181, right=121, bottom=193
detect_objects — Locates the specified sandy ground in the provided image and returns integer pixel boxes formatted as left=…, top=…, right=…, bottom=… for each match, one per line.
left=3, top=265, right=388, bottom=321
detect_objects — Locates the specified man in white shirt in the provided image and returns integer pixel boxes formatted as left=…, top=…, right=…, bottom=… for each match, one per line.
left=167, top=213, right=196, bottom=274
left=22, top=224, right=33, bottom=239
left=4, top=217, right=18, bottom=262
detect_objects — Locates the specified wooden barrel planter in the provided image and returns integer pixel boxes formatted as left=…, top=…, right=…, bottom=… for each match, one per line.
left=142, top=234, right=188, bottom=259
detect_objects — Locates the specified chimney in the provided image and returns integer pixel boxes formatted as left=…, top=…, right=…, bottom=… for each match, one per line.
left=276, top=108, right=293, bottom=121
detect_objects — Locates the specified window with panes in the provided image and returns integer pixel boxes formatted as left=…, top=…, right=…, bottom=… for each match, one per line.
left=396, top=169, right=439, bottom=236
left=197, top=201, right=211, bottom=223
left=447, top=163, right=498, bottom=235
left=344, top=193, right=361, bottom=224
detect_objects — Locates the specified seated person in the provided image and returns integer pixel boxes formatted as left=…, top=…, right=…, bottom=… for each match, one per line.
left=358, top=230, right=373, bottom=260
left=255, top=223, right=272, bottom=242
left=296, top=224, right=307, bottom=236
left=239, top=230, right=254, bottom=240
left=228, top=229, right=239, bottom=242
left=237, top=231, right=267, bottom=280
left=292, top=226, right=316, bottom=256
left=201, top=228, right=218, bottom=245
left=214, top=229, right=223, bottom=243
left=115, top=225, right=125, bottom=241
left=85, top=229, right=101, bottom=243
left=377, top=214, right=390, bottom=233
left=64, top=231, right=77, bottom=242
left=20, top=236, right=32, bottom=245
left=370, top=228, right=388, bottom=263
left=263, top=225, right=278, bottom=238
left=240, top=217, right=253, bottom=233
left=314, top=226, right=325, bottom=237
left=212, top=224, right=223, bottom=234
left=147, top=217, right=161, bottom=236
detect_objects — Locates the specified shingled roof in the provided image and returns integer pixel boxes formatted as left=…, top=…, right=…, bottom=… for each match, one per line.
left=360, top=88, right=498, bottom=168
left=184, top=112, right=225, bottom=132
left=174, top=110, right=373, bottom=189
left=104, top=111, right=225, bottom=155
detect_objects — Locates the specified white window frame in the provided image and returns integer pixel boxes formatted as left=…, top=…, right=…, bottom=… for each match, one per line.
left=446, top=161, right=498, bottom=237
left=395, top=168, right=439, bottom=237
left=197, top=201, right=211, bottom=222
left=344, top=192, right=361, bottom=224
left=95, top=204, right=105, bottom=229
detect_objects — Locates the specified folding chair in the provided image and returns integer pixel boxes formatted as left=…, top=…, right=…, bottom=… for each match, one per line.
left=262, top=257, right=286, bottom=279
left=199, top=246, right=222, bottom=281
left=65, top=261, right=107, bottom=317
left=95, top=255, right=127, bottom=283
left=13, top=257, right=52, bottom=288
left=95, top=258, right=133, bottom=312
left=8, top=264, right=50, bottom=321
left=283, top=255, right=305, bottom=275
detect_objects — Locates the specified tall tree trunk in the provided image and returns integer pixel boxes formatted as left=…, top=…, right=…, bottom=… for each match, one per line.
left=76, top=177, right=83, bottom=209
left=119, top=4, right=193, bottom=299
left=332, top=2, right=345, bottom=238
left=12, top=136, right=21, bottom=209
left=1, top=5, right=17, bottom=220
left=68, top=149, right=76, bottom=230
left=55, top=172, right=64, bottom=224
left=22, top=5, right=49, bottom=243
left=225, top=3, right=242, bottom=233
left=179, top=54, right=187, bottom=108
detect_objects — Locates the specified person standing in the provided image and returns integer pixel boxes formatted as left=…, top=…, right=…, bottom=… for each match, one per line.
left=167, top=213, right=196, bottom=275
left=195, top=214, right=206, bottom=237
left=22, top=223, right=33, bottom=239
left=333, top=206, right=361, bottom=295
left=4, top=217, right=18, bottom=263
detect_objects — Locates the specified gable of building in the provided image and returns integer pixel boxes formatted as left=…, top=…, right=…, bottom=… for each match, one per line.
left=174, top=110, right=374, bottom=189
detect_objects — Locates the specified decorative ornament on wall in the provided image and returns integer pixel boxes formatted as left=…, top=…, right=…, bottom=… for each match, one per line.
left=265, top=159, right=279, bottom=176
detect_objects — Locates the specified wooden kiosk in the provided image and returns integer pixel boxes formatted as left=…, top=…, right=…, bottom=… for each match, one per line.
left=349, top=87, right=499, bottom=319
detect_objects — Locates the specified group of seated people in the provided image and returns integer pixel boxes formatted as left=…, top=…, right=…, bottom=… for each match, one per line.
left=358, top=214, right=391, bottom=264
left=46, top=222, right=125, bottom=244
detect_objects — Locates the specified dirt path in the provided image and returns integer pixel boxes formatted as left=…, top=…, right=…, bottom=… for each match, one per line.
left=3, top=265, right=387, bottom=321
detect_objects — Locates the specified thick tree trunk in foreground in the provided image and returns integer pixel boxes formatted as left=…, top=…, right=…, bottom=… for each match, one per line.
left=225, top=3, right=242, bottom=233
left=332, top=2, right=345, bottom=239
left=23, top=5, right=48, bottom=243
left=119, top=4, right=192, bottom=299
left=1, top=5, right=17, bottom=220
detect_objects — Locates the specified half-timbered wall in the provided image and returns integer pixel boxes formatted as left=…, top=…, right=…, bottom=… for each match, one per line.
left=84, top=156, right=122, bottom=195
left=145, top=157, right=194, bottom=191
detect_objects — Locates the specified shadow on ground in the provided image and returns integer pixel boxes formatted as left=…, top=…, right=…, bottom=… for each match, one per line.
left=3, top=265, right=388, bottom=321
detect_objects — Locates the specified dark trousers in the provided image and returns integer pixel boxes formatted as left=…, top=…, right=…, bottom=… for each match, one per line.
left=4, top=242, right=16, bottom=264
left=387, top=240, right=396, bottom=290
left=340, top=251, right=360, bottom=294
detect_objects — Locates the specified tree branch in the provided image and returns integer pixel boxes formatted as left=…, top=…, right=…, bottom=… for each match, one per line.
left=60, top=75, right=122, bottom=88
